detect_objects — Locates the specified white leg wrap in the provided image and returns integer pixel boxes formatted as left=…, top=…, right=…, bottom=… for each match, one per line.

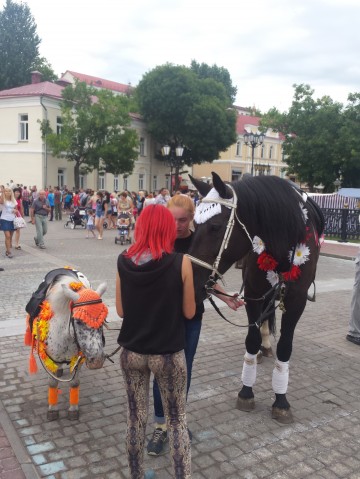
left=241, top=352, right=257, bottom=387
left=272, top=360, right=289, bottom=394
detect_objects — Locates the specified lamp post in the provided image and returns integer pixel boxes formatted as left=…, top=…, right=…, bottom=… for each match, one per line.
left=243, top=132, right=265, bottom=176
left=161, top=144, right=184, bottom=193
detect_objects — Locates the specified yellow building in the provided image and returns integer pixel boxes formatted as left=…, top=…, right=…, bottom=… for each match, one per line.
left=192, top=112, right=290, bottom=183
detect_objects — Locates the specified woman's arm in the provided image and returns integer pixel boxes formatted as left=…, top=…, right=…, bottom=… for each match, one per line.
left=115, top=271, right=124, bottom=318
left=19, top=199, right=24, bottom=217
left=181, top=255, right=196, bottom=319
left=0, top=186, right=4, bottom=204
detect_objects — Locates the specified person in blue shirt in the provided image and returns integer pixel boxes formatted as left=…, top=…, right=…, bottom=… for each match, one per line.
left=47, top=188, right=55, bottom=221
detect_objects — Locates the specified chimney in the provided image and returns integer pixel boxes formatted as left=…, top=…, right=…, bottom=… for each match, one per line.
left=31, top=71, right=42, bottom=84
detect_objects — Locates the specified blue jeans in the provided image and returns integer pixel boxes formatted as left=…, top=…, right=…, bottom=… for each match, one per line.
left=153, top=319, right=202, bottom=423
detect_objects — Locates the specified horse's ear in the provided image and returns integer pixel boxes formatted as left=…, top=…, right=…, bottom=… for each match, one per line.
left=96, top=282, right=107, bottom=297
left=189, top=175, right=212, bottom=197
left=212, top=172, right=228, bottom=198
left=62, top=284, right=80, bottom=302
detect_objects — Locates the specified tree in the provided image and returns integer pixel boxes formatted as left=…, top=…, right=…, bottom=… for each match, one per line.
left=0, top=0, right=41, bottom=90
left=40, top=81, right=139, bottom=189
left=261, top=84, right=344, bottom=191
left=32, top=56, right=58, bottom=83
left=338, top=93, right=360, bottom=187
left=136, top=63, right=237, bottom=191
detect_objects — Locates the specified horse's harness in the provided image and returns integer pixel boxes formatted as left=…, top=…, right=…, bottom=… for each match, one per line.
left=186, top=184, right=287, bottom=330
left=37, top=296, right=120, bottom=382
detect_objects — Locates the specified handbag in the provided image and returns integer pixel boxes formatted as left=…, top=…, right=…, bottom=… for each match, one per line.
left=14, top=215, right=26, bottom=229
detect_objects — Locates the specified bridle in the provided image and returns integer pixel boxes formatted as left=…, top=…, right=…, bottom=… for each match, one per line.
left=186, top=184, right=252, bottom=291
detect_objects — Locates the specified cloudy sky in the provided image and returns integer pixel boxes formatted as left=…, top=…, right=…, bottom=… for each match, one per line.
left=4, top=0, right=360, bottom=112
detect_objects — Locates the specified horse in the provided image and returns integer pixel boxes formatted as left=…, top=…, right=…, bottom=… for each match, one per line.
left=187, top=172, right=324, bottom=424
left=25, top=269, right=108, bottom=420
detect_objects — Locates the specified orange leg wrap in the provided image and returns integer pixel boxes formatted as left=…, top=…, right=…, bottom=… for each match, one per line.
left=69, top=387, right=80, bottom=406
left=48, top=387, right=58, bottom=406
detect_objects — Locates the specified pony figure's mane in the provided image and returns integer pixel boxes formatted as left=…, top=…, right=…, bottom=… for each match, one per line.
left=231, top=175, right=308, bottom=262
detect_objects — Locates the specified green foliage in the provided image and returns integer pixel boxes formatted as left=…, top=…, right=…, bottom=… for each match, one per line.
left=338, top=93, right=360, bottom=187
left=32, top=57, right=58, bottom=82
left=41, top=81, right=139, bottom=188
left=136, top=63, right=237, bottom=186
left=0, top=0, right=41, bottom=90
left=261, top=84, right=346, bottom=191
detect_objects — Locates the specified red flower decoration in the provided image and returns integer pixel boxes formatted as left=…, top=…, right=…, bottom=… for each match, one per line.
left=257, top=252, right=278, bottom=271
left=282, top=265, right=301, bottom=281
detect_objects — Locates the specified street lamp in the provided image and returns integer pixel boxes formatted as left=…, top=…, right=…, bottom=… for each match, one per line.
left=161, top=144, right=184, bottom=193
left=243, top=132, right=265, bottom=176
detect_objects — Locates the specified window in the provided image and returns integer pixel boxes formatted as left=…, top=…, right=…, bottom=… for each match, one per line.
left=139, top=137, right=145, bottom=156
left=269, top=145, right=273, bottom=159
left=139, top=173, right=144, bottom=190
left=114, top=175, right=119, bottom=191
left=235, top=140, right=241, bottom=156
left=153, top=175, right=158, bottom=192
left=231, top=169, right=242, bottom=182
left=56, top=116, right=62, bottom=135
left=19, top=114, right=28, bottom=141
left=98, top=174, right=105, bottom=190
left=58, top=169, right=65, bottom=188
left=79, top=174, right=86, bottom=189
left=123, top=175, right=128, bottom=190
left=261, top=145, right=265, bottom=159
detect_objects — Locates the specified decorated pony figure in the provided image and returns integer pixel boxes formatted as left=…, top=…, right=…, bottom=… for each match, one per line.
left=25, top=268, right=108, bottom=420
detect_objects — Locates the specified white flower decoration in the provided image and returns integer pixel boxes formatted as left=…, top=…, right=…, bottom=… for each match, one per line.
left=266, top=270, right=279, bottom=286
left=299, top=203, right=308, bottom=223
left=290, top=243, right=310, bottom=266
left=252, top=236, right=265, bottom=254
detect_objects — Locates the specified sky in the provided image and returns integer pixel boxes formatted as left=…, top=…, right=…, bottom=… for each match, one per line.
left=3, top=0, right=360, bottom=112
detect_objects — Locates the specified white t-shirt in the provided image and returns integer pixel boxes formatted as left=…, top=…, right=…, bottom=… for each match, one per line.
left=1, top=201, right=16, bottom=221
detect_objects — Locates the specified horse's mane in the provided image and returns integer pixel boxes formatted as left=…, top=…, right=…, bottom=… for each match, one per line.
left=232, top=175, right=313, bottom=262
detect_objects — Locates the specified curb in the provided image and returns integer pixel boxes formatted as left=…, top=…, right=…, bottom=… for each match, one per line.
left=320, top=252, right=356, bottom=261
left=0, top=398, right=41, bottom=479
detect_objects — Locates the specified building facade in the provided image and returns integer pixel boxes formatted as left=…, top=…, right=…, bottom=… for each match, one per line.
left=192, top=111, right=290, bottom=183
left=0, top=71, right=172, bottom=193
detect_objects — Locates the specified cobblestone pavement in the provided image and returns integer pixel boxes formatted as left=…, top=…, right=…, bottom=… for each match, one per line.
left=0, top=218, right=360, bottom=479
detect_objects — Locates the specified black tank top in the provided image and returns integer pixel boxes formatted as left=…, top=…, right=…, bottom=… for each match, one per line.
left=117, top=252, right=185, bottom=354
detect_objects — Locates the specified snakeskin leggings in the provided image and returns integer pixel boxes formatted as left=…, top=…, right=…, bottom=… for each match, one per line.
left=120, top=348, right=191, bottom=479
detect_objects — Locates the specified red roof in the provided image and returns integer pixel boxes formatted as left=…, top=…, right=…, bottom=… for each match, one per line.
left=236, top=115, right=260, bottom=134
left=62, top=71, right=131, bottom=94
left=0, top=81, right=64, bottom=99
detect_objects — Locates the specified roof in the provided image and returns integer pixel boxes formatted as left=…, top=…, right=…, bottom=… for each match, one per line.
left=236, top=115, right=260, bottom=134
left=61, top=71, right=132, bottom=94
left=338, top=188, right=360, bottom=199
left=0, top=81, right=64, bottom=99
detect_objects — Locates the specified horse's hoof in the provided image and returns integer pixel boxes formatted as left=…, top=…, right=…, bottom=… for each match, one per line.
left=68, top=410, right=80, bottom=421
left=47, top=410, right=59, bottom=421
left=271, top=406, right=294, bottom=424
left=236, top=396, right=255, bottom=412
left=260, top=345, right=273, bottom=358
left=256, top=350, right=263, bottom=364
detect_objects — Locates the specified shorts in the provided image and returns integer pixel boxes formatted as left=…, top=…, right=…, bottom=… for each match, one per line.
left=0, top=219, right=15, bottom=231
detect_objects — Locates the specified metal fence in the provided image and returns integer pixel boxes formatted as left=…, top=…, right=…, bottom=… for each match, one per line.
left=322, top=208, right=360, bottom=241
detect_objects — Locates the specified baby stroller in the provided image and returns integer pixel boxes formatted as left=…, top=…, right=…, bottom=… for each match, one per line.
left=64, top=207, right=87, bottom=229
left=115, top=212, right=132, bottom=245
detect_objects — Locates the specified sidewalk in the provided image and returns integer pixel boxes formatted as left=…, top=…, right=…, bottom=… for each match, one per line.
left=0, top=221, right=359, bottom=478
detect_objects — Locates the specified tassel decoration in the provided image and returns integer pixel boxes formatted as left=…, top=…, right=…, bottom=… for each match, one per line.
left=24, top=315, right=32, bottom=346
left=29, top=350, right=38, bottom=374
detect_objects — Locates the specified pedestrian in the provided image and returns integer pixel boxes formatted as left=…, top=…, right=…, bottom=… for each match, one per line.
left=30, top=190, right=50, bottom=249
left=13, top=188, right=24, bottom=250
left=54, top=187, right=62, bottom=220
left=22, top=186, right=30, bottom=216
left=0, top=186, right=18, bottom=258
left=116, top=204, right=195, bottom=479
left=155, top=188, right=170, bottom=206
left=346, top=248, right=360, bottom=346
left=147, top=194, right=245, bottom=456
left=47, top=188, right=55, bottom=221
left=86, top=209, right=96, bottom=238
left=94, top=191, right=108, bottom=240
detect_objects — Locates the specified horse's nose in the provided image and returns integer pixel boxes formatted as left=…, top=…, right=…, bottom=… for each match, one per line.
left=86, top=355, right=105, bottom=369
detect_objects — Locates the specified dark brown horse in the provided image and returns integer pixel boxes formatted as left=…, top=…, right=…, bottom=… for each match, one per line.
left=188, top=172, right=324, bottom=423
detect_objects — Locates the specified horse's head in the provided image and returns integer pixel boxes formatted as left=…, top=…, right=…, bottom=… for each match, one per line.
left=189, top=172, right=243, bottom=302
left=62, top=283, right=108, bottom=369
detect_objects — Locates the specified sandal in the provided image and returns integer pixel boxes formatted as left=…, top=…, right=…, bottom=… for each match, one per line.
left=15, top=246, right=21, bottom=250
left=6, top=251, right=13, bottom=258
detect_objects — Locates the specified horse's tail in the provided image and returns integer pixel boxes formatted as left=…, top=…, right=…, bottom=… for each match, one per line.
left=267, top=311, right=276, bottom=335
